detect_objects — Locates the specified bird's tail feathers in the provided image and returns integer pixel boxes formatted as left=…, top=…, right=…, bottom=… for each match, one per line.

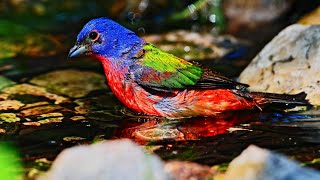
left=250, top=92, right=311, bottom=110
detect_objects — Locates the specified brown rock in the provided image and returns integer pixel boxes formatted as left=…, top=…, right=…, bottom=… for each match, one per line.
left=165, top=161, right=218, bottom=180
left=30, top=69, right=107, bottom=98
left=3, top=84, right=68, bottom=104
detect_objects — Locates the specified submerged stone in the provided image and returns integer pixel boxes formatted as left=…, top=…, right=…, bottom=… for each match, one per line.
left=0, top=128, right=6, bottom=133
left=62, top=136, right=86, bottom=142
left=23, top=122, right=41, bottom=126
left=37, top=112, right=64, bottom=124
left=0, top=113, right=20, bottom=123
left=0, top=100, right=24, bottom=111
left=239, top=24, right=320, bottom=105
left=3, top=84, right=68, bottom=104
left=19, top=105, right=64, bottom=117
left=70, top=116, right=86, bottom=121
left=30, top=69, right=107, bottom=98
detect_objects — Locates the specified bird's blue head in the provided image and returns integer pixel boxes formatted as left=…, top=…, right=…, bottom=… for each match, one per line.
left=68, top=17, right=144, bottom=59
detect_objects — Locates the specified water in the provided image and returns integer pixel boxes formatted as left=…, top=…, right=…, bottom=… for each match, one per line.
left=0, top=1, right=320, bottom=178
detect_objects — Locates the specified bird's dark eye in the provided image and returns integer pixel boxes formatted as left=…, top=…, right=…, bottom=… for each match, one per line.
left=88, top=30, right=100, bottom=41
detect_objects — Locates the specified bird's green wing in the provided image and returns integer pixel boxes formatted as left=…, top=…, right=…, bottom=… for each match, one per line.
left=131, top=43, right=248, bottom=91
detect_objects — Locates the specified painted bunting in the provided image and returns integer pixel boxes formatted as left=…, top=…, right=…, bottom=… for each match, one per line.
left=68, top=17, right=309, bottom=118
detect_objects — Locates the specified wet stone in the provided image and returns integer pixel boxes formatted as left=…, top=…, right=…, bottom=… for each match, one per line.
left=0, top=100, right=24, bottom=111
left=239, top=24, right=320, bottom=105
left=23, top=122, right=41, bottom=126
left=0, top=94, right=9, bottom=100
left=63, top=136, right=86, bottom=142
left=3, top=84, right=69, bottom=104
left=21, top=101, right=50, bottom=109
left=0, top=128, right=6, bottom=133
left=37, top=112, right=64, bottom=124
left=0, top=113, right=20, bottom=123
left=19, top=105, right=64, bottom=117
left=70, top=116, right=86, bottom=121
left=30, top=69, right=108, bottom=98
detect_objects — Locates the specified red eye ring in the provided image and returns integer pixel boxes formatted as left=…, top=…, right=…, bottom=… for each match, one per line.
left=88, top=30, right=100, bottom=42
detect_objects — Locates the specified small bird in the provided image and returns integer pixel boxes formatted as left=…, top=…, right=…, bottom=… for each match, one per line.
left=68, top=17, right=309, bottom=118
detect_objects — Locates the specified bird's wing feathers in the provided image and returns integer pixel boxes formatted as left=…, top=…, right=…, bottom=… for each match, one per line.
left=131, top=43, right=248, bottom=92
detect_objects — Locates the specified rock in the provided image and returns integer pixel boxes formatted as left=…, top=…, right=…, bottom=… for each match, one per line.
left=39, top=139, right=170, bottom=180
left=70, top=116, right=86, bottom=121
left=224, top=145, right=320, bottom=180
left=299, top=6, right=320, bottom=25
left=164, top=161, right=218, bottom=180
left=239, top=24, right=320, bottom=105
left=3, top=84, right=68, bottom=104
left=62, top=136, right=86, bottom=142
left=37, top=112, right=64, bottom=124
left=19, top=105, right=64, bottom=117
left=0, top=100, right=24, bottom=111
left=30, top=69, right=107, bottom=98
left=0, top=113, right=20, bottom=123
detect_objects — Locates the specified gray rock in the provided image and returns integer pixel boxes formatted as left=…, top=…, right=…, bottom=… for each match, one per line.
left=224, top=145, right=320, bottom=180
left=239, top=24, right=320, bottom=105
left=39, top=139, right=170, bottom=180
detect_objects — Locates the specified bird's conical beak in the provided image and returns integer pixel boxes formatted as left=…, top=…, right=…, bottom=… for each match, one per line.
left=68, top=45, right=88, bottom=58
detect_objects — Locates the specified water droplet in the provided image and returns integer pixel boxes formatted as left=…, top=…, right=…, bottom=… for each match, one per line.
left=138, top=27, right=145, bottom=34
left=133, top=13, right=142, bottom=20
left=172, top=151, right=178, bottom=155
left=191, top=13, right=198, bottom=20
left=188, top=4, right=198, bottom=20
left=209, top=14, right=216, bottom=23
left=188, top=4, right=196, bottom=14
left=127, top=12, right=135, bottom=20
left=48, top=140, right=57, bottom=145
left=184, top=46, right=191, bottom=52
